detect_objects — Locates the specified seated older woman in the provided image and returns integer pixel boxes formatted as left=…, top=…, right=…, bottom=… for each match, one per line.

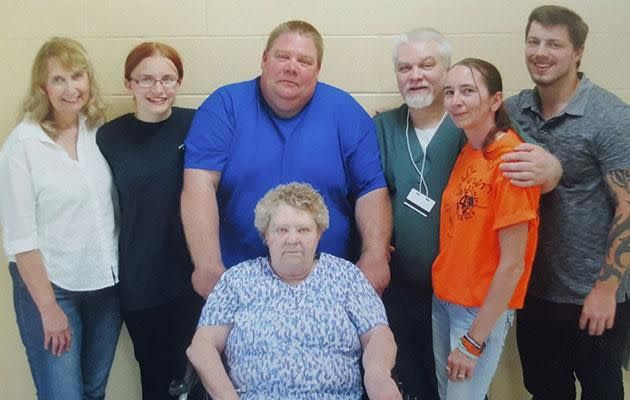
left=187, top=182, right=400, bottom=400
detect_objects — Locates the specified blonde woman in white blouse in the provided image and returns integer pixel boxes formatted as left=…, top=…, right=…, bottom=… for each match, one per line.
left=0, top=37, right=121, bottom=400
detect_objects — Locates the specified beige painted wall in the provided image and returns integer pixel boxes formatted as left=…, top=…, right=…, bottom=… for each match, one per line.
left=0, top=1, right=628, bottom=398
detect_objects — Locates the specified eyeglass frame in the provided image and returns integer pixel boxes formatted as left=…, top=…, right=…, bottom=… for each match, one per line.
left=129, top=75, right=180, bottom=88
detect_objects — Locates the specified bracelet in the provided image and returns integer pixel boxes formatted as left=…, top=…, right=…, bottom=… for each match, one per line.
left=458, top=334, right=485, bottom=359
left=463, top=333, right=486, bottom=352
left=456, top=338, right=479, bottom=360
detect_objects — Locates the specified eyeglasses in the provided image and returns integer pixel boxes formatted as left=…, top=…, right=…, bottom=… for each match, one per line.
left=131, top=75, right=179, bottom=88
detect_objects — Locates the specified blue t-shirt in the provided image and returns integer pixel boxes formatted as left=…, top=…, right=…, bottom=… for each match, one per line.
left=198, top=253, right=388, bottom=399
left=184, top=78, right=385, bottom=267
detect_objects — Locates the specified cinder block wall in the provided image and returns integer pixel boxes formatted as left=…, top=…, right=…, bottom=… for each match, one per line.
left=1, top=1, right=628, bottom=398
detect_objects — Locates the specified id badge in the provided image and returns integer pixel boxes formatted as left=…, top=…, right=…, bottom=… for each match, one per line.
left=404, top=188, right=435, bottom=217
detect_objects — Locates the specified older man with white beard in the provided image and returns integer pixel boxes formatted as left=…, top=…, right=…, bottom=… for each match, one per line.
left=374, top=28, right=561, bottom=400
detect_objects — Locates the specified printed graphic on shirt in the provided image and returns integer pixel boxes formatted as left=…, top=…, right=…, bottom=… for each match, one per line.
left=456, top=165, right=491, bottom=219
left=457, top=187, right=478, bottom=220
left=433, top=130, right=541, bottom=309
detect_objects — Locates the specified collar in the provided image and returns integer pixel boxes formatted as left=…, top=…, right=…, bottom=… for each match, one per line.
left=520, top=73, right=592, bottom=118
left=400, top=103, right=449, bottom=131
left=23, top=114, right=88, bottom=145
left=16, top=119, right=55, bottom=145
left=257, top=76, right=318, bottom=120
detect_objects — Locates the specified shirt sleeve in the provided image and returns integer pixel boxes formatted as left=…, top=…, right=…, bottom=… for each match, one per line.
left=343, top=260, right=388, bottom=335
left=184, top=88, right=235, bottom=172
left=491, top=175, right=540, bottom=231
left=197, top=268, right=240, bottom=327
left=340, top=103, right=386, bottom=199
left=0, top=145, right=39, bottom=256
left=95, top=125, right=109, bottom=158
left=594, top=103, right=630, bottom=173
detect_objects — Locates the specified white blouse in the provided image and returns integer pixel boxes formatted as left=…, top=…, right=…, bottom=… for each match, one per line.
left=0, top=117, right=118, bottom=291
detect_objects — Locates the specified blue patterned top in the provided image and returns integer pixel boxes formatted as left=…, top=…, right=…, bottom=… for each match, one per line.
left=198, top=252, right=388, bottom=399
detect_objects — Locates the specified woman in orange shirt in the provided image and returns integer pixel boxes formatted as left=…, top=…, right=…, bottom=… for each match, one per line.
left=431, top=58, right=540, bottom=400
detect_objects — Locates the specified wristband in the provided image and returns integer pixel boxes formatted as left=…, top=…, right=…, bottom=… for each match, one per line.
left=459, top=334, right=484, bottom=358
left=464, top=333, right=486, bottom=352
left=456, top=338, right=479, bottom=360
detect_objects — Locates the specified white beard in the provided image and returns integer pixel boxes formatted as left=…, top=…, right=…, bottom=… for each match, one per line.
left=404, top=92, right=434, bottom=109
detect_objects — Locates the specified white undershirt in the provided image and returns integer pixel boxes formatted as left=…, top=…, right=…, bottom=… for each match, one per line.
left=414, top=126, right=439, bottom=152
left=0, top=117, right=118, bottom=291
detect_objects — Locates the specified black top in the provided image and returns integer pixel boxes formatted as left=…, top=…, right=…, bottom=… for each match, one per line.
left=97, top=107, right=196, bottom=311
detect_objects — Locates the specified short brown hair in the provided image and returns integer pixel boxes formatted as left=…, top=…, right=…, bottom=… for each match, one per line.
left=526, top=5, right=589, bottom=50
left=124, top=42, right=184, bottom=81
left=264, top=20, right=324, bottom=66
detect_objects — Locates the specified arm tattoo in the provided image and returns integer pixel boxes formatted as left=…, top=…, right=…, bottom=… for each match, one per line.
left=599, top=170, right=630, bottom=282
left=609, top=169, right=630, bottom=188
left=601, top=262, right=624, bottom=281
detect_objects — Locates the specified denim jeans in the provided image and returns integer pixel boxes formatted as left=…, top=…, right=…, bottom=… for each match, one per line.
left=10, top=263, right=122, bottom=400
left=432, top=296, right=513, bottom=400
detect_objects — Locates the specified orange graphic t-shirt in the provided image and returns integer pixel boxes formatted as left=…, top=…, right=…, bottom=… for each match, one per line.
left=432, top=129, right=540, bottom=309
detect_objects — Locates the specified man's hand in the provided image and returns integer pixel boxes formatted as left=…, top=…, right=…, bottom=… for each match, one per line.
left=447, top=348, right=477, bottom=382
left=500, top=143, right=562, bottom=193
left=356, top=249, right=391, bottom=296
left=579, top=281, right=617, bottom=336
left=192, top=265, right=225, bottom=299
left=40, top=302, right=72, bottom=356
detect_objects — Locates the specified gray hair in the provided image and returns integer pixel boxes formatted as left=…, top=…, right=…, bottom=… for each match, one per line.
left=392, top=28, right=452, bottom=68
left=254, top=182, right=329, bottom=237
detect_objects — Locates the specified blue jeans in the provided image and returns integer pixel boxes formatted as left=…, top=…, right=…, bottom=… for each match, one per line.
left=432, top=296, right=513, bottom=400
left=10, top=263, right=122, bottom=400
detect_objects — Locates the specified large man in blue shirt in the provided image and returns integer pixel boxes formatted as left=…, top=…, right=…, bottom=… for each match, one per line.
left=181, top=20, right=392, bottom=299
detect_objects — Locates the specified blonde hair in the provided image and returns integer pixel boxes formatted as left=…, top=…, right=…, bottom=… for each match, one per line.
left=265, top=20, right=324, bottom=67
left=21, top=37, right=106, bottom=138
left=254, top=182, right=329, bottom=237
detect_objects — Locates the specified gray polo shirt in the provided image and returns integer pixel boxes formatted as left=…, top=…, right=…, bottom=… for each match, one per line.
left=506, top=74, right=630, bottom=305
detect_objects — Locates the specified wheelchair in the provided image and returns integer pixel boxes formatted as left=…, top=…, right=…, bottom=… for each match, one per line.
left=168, top=363, right=209, bottom=400
left=168, top=363, right=408, bottom=399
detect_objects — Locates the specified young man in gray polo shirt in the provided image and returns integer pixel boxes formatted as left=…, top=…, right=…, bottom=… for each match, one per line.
left=506, top=5, right=630, bottom=399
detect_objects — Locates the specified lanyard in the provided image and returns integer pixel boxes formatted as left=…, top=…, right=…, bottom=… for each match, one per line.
left=404, top=109, right=446, bottom=197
